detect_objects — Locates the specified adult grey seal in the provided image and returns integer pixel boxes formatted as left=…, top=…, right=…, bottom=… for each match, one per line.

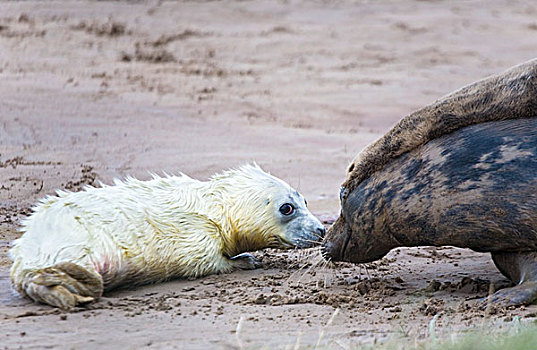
left=323, top=59, right=537, bottom=306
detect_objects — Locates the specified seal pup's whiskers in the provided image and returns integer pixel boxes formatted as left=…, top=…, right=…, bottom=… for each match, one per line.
left=287, top=246, right=335, bottom=288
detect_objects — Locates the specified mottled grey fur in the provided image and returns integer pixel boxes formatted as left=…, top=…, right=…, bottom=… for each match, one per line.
left=341, top=58, right=537, bottom=201
left=331, top=119, right=537, bottom=263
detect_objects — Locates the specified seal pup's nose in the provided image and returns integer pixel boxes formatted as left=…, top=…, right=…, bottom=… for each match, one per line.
left=317, top=226, right=326, bottom=239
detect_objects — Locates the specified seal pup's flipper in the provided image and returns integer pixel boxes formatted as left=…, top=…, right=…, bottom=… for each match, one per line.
left=17, top=262, right=103, bottom=310
left=486, top=252, right=537, bottom=307
left=229, top=253, right=262, bottom=270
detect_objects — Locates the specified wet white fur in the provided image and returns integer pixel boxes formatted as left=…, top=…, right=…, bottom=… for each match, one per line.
left=10, top=164, right=324, bottom=291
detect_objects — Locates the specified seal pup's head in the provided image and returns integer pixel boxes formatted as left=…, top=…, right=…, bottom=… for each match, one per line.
left=210, top=164, right=325, bottom=257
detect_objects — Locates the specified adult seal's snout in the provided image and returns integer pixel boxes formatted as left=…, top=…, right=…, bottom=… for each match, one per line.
left=322, top=216, right=352, bottom=261
left=320, top=240, right=333, bottom=260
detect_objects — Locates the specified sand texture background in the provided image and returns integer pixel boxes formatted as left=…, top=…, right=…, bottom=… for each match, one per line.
left=2, top=1, right=537, bottom=348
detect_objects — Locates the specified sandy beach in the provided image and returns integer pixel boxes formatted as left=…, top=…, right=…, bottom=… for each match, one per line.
left=2, top=1, right=537, bottom=348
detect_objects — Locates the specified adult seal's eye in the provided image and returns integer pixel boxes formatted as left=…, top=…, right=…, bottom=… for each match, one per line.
left=279, top=203, right=295, bottom=216
left=339, top=186, right=349, bottom=203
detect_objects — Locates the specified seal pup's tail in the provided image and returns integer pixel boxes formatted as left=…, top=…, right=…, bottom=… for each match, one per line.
left=11, top=262, right=104, bottom=310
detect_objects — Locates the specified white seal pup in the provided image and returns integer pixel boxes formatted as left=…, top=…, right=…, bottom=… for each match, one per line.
left=10, top=164, right=325, bottom=310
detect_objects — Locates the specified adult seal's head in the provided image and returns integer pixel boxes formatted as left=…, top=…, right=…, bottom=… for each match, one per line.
left=322, top=59, right=537, bottom=307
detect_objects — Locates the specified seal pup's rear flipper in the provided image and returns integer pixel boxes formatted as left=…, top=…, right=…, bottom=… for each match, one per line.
left=13, top=262, right=103, bottom=310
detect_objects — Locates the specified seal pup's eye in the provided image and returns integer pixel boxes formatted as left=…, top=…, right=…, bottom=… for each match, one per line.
left=279, top=203, right=295, bottom=216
